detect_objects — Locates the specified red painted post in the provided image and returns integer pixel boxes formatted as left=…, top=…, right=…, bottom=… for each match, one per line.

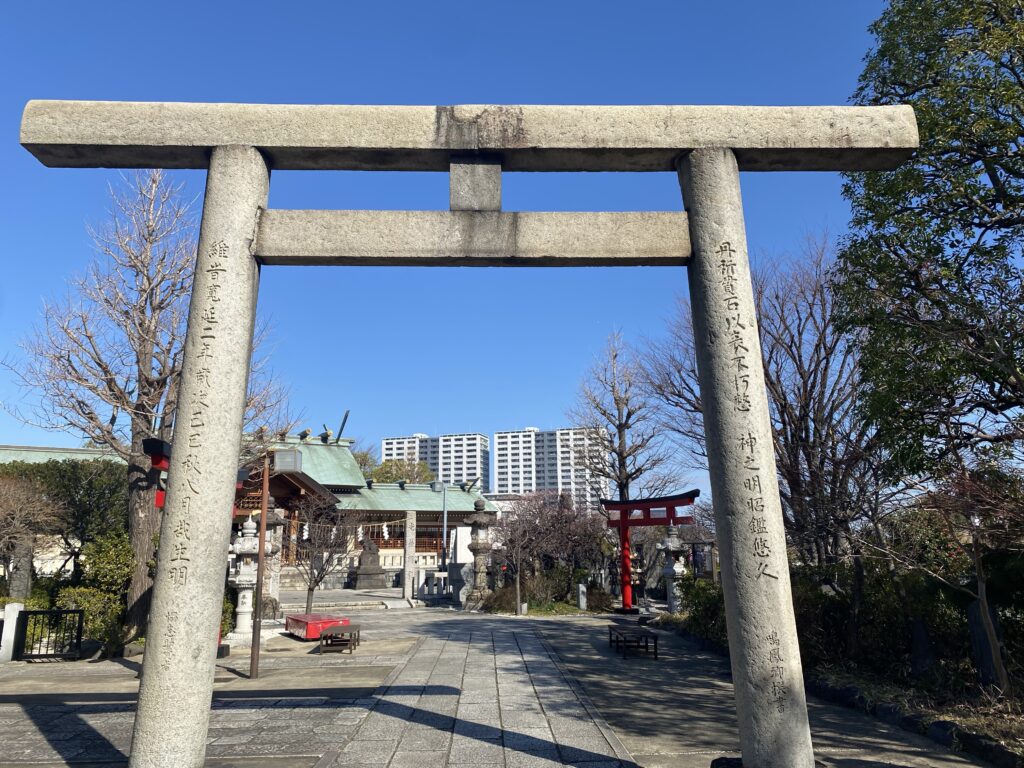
left=619, top=524, right=633, bottom=610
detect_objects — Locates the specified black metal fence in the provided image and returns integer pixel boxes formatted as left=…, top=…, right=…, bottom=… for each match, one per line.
left=12, top=609, right=84, bottom=660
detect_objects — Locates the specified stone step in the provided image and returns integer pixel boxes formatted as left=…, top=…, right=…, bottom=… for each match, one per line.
left=278, top=600, right=390, bottom=612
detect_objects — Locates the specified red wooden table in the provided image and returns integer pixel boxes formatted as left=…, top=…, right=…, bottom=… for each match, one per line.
left=285, top=613, right=350, bottom=640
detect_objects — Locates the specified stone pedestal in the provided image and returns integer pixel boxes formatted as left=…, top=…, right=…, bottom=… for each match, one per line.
left=354, top=539, right=388, bottom=589
left=462, top=502, right=495, bottom=611
left=130, top=145, right=269, bottom=768
left=678, top=148, right=815, bottom=768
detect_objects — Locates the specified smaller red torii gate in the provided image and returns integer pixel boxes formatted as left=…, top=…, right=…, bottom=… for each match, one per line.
left=602, top=490, right=700, bottom=611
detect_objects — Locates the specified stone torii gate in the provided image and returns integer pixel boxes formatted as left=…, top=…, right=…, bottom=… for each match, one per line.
left=20, top=100, right=917, bottom=768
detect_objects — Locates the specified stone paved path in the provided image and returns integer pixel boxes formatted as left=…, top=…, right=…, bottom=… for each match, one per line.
left=0, top=610, right=1000, bottom=767
left=0, top=612, right=628, bottom=767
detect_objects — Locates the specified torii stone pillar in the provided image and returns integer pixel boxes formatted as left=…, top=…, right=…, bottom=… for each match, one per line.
left=130, top=146, right=269, bottom=768
left=679, top=148, right=814, bottom=767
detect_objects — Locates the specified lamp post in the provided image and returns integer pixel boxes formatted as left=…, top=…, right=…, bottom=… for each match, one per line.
left=249, top=452, right=270, bottom=679
left=431, top=480, right=449, bottom=572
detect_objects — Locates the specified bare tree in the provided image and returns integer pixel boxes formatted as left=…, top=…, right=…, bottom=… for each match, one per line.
left=291, top=494, right=360, bottom=614
left=545, top=492, right=608, bottom=600
left=493, top=491, right=610, bottom=612
left=569, top=332, right=670, bottom=503
left=5, top=171, right=288, bottom=636
left=0, top=476, right=62, bottom=599
left=492, top=493, right=558, bottom=614
left=349, top=439, right=378, bottom=480
left=643, top=238, right=899, bottom=567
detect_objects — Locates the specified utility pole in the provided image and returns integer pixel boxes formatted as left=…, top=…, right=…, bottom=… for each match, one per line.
left=249, top=452, right=270, bottom=679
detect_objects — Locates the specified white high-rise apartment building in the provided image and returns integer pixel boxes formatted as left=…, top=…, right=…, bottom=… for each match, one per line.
left=380, top=432, right=490, bottom=492
left=493, top=427, right=608, bottom=512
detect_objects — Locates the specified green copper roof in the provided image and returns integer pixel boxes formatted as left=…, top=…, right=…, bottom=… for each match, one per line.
left=272, top=436, right=367, bottom=489
left=0, top=444, right=122, bottom=464
left=335, top=483, right=497, bottom=513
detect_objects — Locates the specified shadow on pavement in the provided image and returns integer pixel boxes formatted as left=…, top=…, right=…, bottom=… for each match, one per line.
left=2, top=680, right=630, bottom=766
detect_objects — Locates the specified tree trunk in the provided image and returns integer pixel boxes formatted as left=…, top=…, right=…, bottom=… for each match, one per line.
left=974, top=545, right=1011, bottom=694
left=515, top=568, right=522, bottom=616
left=873, top=520, right=933, bottom=677
left=9, top=536, right=33, bottom=600
left=125, top=442, right=161, bottom=638
left=846, top=547, right=865, bottom=660
left=305, top=587, right=314, bottom=615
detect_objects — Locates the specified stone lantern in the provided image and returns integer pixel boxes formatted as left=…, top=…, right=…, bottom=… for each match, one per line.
left=228, top=517, right=260, bottom=640
left=658, top=525, right=688, bottom=614
left=463, top=500, right=495, bottom=611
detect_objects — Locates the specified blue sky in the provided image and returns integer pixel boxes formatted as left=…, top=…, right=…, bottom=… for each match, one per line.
left=0, top=1, right=886, bottom=496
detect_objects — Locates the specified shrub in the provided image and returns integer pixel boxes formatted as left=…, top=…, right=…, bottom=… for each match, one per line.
left=221, top=591, right=235, bottom=636
left=53, top=529, right=134, bottom=654
left=0, top=595, right=50, bottom=610
left=483, top=585, right=519, bottom=614
left=56, top=586, right=126, bottom=652
left=677, top=578, right=728, bottom=647
left=80, top=531, right=133, bottom=593
left=586, top=584, right=614, bottom=613
left=790, top=571, right=850, bottom=667
left=30, top=575, right=65, bottom=608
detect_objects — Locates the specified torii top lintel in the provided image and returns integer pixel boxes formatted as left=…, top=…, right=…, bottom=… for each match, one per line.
left=21, top=101, right=918, bottom=173
left=601, top=490, right=701, bottom=529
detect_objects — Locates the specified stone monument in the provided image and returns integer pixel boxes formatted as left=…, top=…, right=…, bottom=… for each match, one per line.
left=353, top=538, right=388, bottom=589
left=462, top=500, right=495, bottom=611
left=20, top=100, right=917, bottom=768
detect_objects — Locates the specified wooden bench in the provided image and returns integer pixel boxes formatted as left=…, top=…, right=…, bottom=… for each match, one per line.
left=608, top=624, right=658, bottom=659
left=319, top=624, right=361, bottom=654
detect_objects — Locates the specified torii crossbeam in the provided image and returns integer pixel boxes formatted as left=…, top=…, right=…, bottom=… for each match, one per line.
left=21, top=100, right=918, bottom=768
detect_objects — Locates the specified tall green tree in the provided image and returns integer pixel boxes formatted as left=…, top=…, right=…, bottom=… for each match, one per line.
left=0, top=458, right=128, bottom=586
left=835, top=0, right=1024, bottom=474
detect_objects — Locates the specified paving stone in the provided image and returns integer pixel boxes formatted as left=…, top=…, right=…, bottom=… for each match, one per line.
left=501, top=711, right=551, bottom=729
left=333, top=738, right=398, bottom=765
left=454, top=719, right=502, bottom=739
left=556, top=743, right=618, bottom=762
left=214, top=733, right=255, bottom=745
left=389, top=749, right=447, bottom=768
left=448, top=738, right=506, bottom=763
left=398, top=729, right=451, bottom=751
left=315, top=723, right=359, bottom=735
left=410, top=710, right=455, bottom=729
left=459, top=689, right=498, bottom=703
left=504, top=749, right=564, bottom=768
left=313, top=732, right=353, bottom=746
